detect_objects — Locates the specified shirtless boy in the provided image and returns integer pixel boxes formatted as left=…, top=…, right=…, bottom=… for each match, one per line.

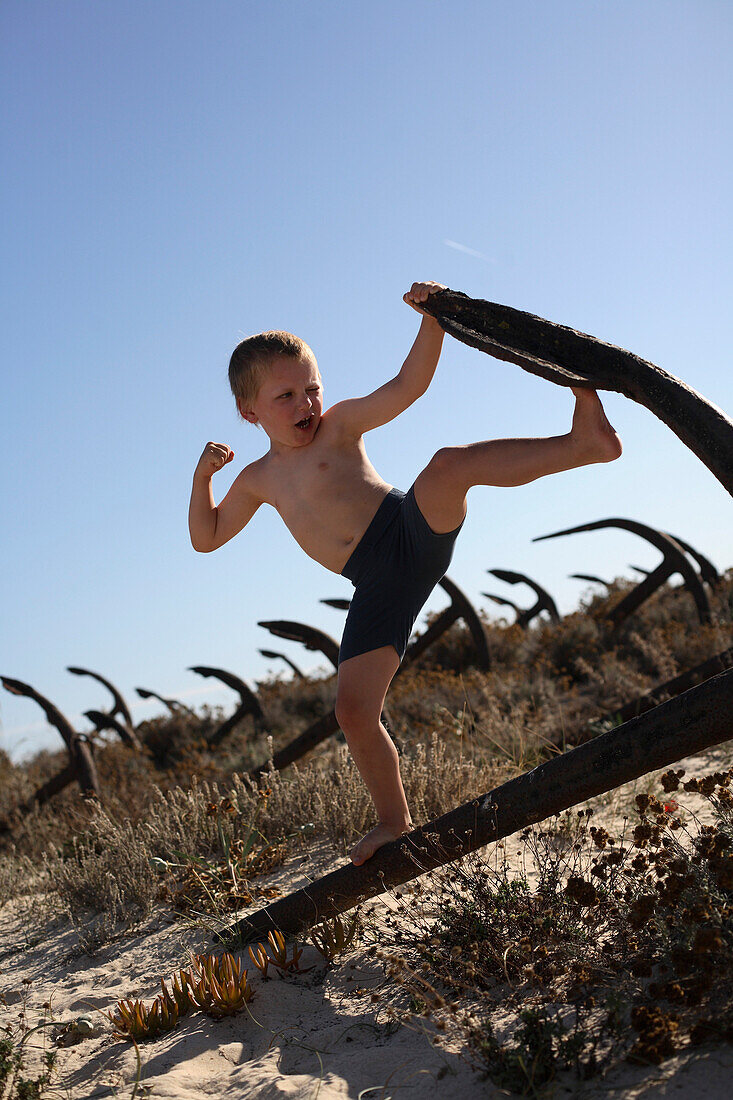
left=189, top=281, right=622, bottom=866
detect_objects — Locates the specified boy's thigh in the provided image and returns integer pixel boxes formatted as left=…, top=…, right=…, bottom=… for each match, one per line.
left=335, top=646, right=400, bottom=721
left=413, top=448, right=469, bottom=535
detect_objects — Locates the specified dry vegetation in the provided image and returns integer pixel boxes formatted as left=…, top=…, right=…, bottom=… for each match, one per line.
left=371, top=771, right=733, bottom=1094
left=0, top=573, right=731, bottom=1096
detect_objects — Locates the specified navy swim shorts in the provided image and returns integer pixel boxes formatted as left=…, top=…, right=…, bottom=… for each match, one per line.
left=338, top=485, right=465, bottom=666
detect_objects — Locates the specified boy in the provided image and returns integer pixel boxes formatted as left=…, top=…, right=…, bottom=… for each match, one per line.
left=189, top=282, right=622, bottom=865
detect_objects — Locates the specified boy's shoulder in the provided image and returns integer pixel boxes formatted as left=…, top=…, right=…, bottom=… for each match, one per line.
left=319, top=401, right=366, bottom=441
left=231, top=456, right=269, bottom=503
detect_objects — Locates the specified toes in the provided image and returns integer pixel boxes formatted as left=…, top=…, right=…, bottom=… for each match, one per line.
left=352, top=836, right=379, bottom=865
left=351, top=841, right=367, bottom=865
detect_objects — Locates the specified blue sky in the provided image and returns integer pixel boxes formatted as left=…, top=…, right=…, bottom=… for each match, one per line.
left=2, top=1, right=731, bottom=759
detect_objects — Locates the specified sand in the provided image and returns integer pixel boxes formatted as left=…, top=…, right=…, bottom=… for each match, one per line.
left=1, top=745, right=732, bottom=1099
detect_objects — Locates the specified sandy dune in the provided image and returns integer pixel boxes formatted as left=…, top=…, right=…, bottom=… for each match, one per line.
left=2, top=746, right=732, bottom=1098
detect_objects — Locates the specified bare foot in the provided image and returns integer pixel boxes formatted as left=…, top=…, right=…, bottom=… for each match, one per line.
left=350, top=822, right=412, bottom=866
left=569, top=387, right=623, bottom=464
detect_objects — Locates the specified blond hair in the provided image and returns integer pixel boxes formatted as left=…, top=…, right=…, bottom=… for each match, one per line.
left=228, top=331, right=315, bottom=418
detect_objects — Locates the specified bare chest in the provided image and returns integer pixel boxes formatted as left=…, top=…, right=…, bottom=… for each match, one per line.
left=270, top=442, right=369, bottom=520
left=253, top=436, right=389, bottom=570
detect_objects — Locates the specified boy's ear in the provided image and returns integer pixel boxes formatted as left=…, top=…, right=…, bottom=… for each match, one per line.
left=237, top=397, right=258, bottom=425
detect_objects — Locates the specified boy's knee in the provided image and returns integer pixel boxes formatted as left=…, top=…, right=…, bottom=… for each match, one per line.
left=426, top=446, right=462, bottom=481
left=334, top=692, right=358, bottom=731
left=335, top=690, right=374, bottom=732
left=428, top=446, right=454, bottom=469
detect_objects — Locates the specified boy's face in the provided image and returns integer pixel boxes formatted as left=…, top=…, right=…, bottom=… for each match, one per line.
left=239, top=355, right=323, bottom=447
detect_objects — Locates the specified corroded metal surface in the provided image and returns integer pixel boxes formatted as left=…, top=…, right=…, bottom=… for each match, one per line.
left=663, top=533, right=720, bottom=589
left=208, top=701, right=265, bottom=749
left=0, top=677, right=99, bottom=824
left=66, top=667, right=134, bottom=729
left=188, top=665, right=268, bottom=747
left=0, top=762, right=79, bottom=834
left=83, top=709, right=142, bottom=750
left=631, top=531, right=720, bottom=594
left=230, top=668, right=733, bottom=941
left=487, top=569, right=560, bottom=626
left=570, top=574, right=612, bottom=589
left=481, top=593, right=523, bottom=621
left=420, top=288, right=733, bottom=497
left=258, top=650, right=306, bottom=680
left=135, top=688, right=197, bottom=717
left=249, top=710, right=341, bottom=780
left=609, top=647, right=733, bottom=723
left=258, top=621, right=341, bottom=670
left=534, top=519, right=712, bottom=627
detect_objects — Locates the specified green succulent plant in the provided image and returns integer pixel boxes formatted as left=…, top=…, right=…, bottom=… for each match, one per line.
left=159, top=970, right=195, bottom=1016
left=189, top=952, right=255, bottom=1018
left=107, top=995, right=179, bottom=1041
left=248, top=941, right=271, bottom=979
left=310, top=912, right=360, bottom=962
left=266, top=928, right=304, bottom=974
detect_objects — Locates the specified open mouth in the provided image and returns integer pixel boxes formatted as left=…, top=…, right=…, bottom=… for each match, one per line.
left=295, top=415, right=313, bottom=430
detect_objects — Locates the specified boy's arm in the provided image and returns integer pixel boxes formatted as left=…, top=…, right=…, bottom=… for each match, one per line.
left=331, top=283, right=445, bottom=437
left=189, top=443, right=262, bottom=552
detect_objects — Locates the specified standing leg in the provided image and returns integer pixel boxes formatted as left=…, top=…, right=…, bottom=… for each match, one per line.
left=334, top=645, right=408, bottom=865
left=413, top=388, right=623, bottom=533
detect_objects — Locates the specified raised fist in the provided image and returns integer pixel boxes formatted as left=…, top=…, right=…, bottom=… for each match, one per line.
left=196, top=441, right=234, bottom=477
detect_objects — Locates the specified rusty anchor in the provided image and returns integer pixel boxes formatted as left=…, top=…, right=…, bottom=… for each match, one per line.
left=485, top=569, right=560, bottom=627
left=533, top=519, right=712, bottom=627
left=230, top=667, right=733, bottom=940
left=188, top=666, right=268, bottom=748
left=419, top=288, right=733, bottom=498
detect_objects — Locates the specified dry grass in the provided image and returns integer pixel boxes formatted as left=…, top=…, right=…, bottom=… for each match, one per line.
left=367, top=769, right=733, bottom=1094
left=0, top=571, right=729, bottom=1092
left=0, top=573, right=730, bottom=957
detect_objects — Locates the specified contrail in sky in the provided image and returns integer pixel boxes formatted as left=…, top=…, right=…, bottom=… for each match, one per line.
left=443, top=239, right=496, bottom=263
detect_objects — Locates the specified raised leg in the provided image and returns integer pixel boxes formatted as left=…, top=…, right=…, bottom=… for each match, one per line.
left=334, top=645, right=410, bottom=865
left=413, top=388, right=622, bottom=533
